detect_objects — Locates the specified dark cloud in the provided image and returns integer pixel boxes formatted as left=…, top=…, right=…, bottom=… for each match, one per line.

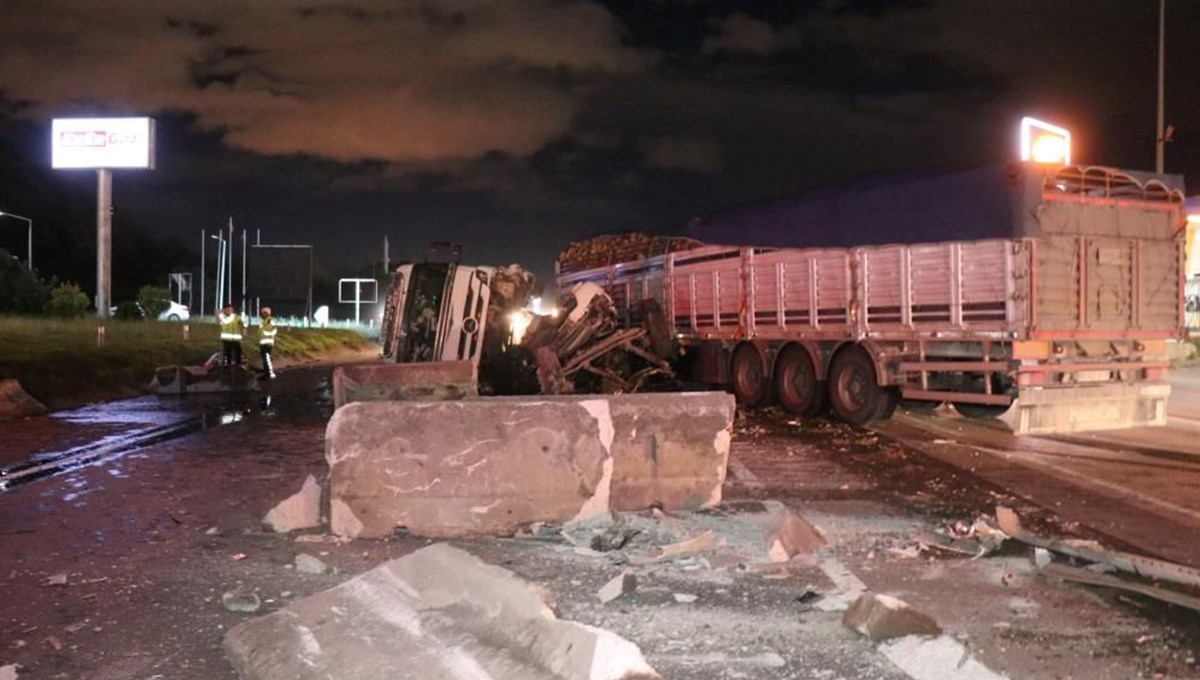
left=0, top=0, right=1196, bottom=296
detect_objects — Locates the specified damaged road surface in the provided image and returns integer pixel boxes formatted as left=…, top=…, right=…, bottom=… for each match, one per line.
left=2, top=362, right=1200, bottom=679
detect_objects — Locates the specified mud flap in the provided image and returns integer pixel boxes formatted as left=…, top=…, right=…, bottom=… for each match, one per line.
left=1008, top=382, right=1170, bottom=435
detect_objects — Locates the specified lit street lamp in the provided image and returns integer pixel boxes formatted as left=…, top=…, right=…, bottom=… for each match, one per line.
left=0, top=211, right=33, bottom=271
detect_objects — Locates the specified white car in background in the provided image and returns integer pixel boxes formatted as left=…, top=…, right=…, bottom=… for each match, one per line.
left=159, top=301, right=190, bottom=321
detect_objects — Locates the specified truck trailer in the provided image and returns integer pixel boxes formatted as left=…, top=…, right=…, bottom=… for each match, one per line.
left=557, top=163, right=1187, bottom=435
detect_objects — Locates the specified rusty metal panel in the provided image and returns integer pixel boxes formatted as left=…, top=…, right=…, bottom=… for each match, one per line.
left=815, top=252, right=852, bottom=327
left=1033, top=235, right=1081, bottom=329
left=862, top=246, right=904, bottom=327
left=1037, top=199, right=1178, bottom=240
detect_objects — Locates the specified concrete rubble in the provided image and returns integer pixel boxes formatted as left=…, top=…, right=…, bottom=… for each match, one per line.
left=326, top=392, right=734, bottom=539
left=224, top=543, right=660, bottom=680
left=597, top=570, right=638, bottom=603
left=262, top=474, right=322, bottom=533
left=842, top=592, right=942, bottom=641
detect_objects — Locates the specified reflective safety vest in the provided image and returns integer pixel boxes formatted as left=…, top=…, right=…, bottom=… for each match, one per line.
left=260, top=318, right=277, bottom=346
left=218, top=312, right=243, bottom=341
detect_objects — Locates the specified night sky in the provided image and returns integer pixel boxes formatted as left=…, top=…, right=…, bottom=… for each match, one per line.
left=0, top=0, right=1197, bottom=294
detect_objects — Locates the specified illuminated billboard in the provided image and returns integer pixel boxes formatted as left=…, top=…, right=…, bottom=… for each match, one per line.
left=51, top=117, right=156, bottom=169
left=1019, top=116, right=1070, bottom=165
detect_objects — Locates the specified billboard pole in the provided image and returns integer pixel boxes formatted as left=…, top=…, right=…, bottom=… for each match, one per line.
left=96, top=169, right=112, bottom=318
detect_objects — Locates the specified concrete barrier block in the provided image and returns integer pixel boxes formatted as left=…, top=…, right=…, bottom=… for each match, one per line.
left=224, top=544, right=660, bottom=680
left=325, top=392, right=734, bottom=539
left=605, top=392, right=733, bottom=510
left=327, top=399, right=611, bottom=539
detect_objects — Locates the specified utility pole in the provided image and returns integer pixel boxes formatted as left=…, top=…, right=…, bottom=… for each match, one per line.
left=1156, top=0, right=1166, bottom=173
left=383, top=234, right=390, bottom=273
left=241, top=228, right=247, bottom=315
left=96, top=169, right=113, bottom=318
left=200, top=230, right=206, bottom=316
left=227, top=218, right=234, bottom=311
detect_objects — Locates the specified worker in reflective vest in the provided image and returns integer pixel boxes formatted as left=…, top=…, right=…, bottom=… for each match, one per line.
left=259, top=306, right=278, bottom=379
left=218, top=304, right=244, bottom=367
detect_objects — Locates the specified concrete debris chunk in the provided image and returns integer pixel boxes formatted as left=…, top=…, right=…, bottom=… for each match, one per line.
left=45, top=573, right=68, bottom=586
left=0, top=664, right=19, bottom=680
left=842, top=593, right=942, bottom=641
left=224, top=544, right=660, bottom=680
left=294, top=553, right=331, bottom=575
left=597, top=571, right=638, bottom=603
left=263, top=474, right=322, bottom=534
left=673, top=593, right=698, bottom=604
left=222, top=590, right=262, bottom=613
left=880, top=635, right=1007, bottom=680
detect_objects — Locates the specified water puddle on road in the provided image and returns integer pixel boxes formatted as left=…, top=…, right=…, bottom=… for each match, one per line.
left=0, top=372, right=334, bottom=493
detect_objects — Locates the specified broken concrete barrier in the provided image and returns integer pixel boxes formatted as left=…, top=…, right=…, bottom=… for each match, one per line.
left=842, top=593, right=942, bottom=641
left=331, top=360, right=476, bottom=409
left=263, top=474, right=322, bottom=533
left=326, top=392, right=733, bottom=539
left=224, top=543, right=660, bottom=680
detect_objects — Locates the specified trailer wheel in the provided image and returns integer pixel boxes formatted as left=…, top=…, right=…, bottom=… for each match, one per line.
left=875, top=387, right=900, bottom=420
left=901, top=399, right=941, bottom=413
left=774, top=345, right=826, bottom=416
left=828, top=346, right=885, bottom=426
left=731, top=344, right=771, bottom=407
left=954, top=403, right=1010, bottom=419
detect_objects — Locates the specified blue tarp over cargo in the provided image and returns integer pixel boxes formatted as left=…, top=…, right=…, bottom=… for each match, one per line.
left=686, top=162, right=1185, bottom=249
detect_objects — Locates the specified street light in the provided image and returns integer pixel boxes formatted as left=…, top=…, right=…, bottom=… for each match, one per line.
left=0, top=211, right=33, bottom=271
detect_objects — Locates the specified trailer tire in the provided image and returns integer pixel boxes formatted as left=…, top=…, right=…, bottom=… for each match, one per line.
left=875, top=387, right=900, bottom=420
left=954, top=403, right=1010, bottom=419
left=774, top=345, right=826, bottom=416
left=731, top=344, right=771, bottom=408
left=828, top=346, right=885, bottom=426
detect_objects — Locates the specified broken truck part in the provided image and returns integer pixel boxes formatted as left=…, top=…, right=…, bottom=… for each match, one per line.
left=325, top=392, right=734, bottom=539
left=373, top=258, right=674, bottom=399
left=558, top=163, right=1186, bottom=434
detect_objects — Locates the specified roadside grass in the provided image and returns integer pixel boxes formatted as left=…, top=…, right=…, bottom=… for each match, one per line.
left=0, top=317, right=373, bottom=407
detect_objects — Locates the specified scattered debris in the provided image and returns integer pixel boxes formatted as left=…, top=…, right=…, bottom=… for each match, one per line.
left=1039, top=563, right=1200, bottom=613
left=294, top=553, right=331, bottom=575
left=204, top=526, right=221, bottom=536
left=222, top=590, right=262, bottom=613
left=44, top=573, right=67, bottom=587
left=997, top=506, right=1200, bottom=588
left=842, top=593, right=942, bottom=641
left=1033, top=547, right=1052, bottom=568
left=231, top=553, right=247, bottom=561
left=0, top=664, right=18, bottom=680
left=264, top=474, right=323, bottom=533
left=598, top=570, right=638, bottom=603
left=630, top=530, right=715, bottom=565
left=672, top=593, right=698, bottom=604
left=43, top=635, right=63, bottom=651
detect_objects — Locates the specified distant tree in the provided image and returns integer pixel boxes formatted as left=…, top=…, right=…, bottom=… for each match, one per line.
left=0, top=248, right=51, bottom=314
left=44, top=282, right=90, bottom=318
left=137, top=284, right=170, bottom=318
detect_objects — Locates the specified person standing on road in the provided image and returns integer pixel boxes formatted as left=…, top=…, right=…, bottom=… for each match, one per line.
left=217, top=304, right=244, bottom=367
left=258, top=306, right=278, bottom=379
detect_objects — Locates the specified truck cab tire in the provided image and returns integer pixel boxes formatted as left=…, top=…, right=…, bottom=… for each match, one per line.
left=731, top=344, right=771, bottom=407
left=774, top=345, right=826, bottom=416
left=828, top=346, right=886, bottom=426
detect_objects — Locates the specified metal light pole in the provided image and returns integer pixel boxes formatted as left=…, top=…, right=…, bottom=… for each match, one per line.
left=0, top=211, right=33, bottom=271
left=1156, top=0, right=1166, bottom=173
left=200, top=230, right=206, bottom=317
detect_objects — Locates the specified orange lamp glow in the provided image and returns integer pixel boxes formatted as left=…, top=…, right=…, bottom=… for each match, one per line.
left=1020, top=117, right=1071, bottom=165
